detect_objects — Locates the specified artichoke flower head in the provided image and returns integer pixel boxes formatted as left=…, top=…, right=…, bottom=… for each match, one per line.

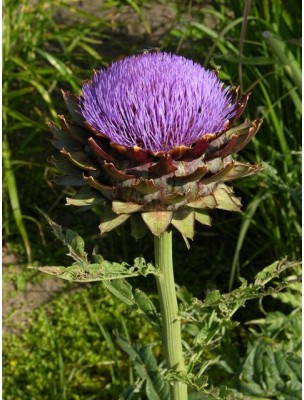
left=49, top=52, right=262, bottom=239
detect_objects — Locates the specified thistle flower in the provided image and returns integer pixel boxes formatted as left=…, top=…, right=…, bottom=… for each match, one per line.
left=49, top=52, right=262, bottom=239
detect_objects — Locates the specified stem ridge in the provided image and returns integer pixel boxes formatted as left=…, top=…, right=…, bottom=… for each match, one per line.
left=154, top=231, right=188, bottom=400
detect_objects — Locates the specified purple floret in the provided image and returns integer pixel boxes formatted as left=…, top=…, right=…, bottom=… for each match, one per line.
left=80, top=52, right=237, bottom=153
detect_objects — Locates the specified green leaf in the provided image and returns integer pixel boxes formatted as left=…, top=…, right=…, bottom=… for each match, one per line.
left=35, top=259, right=157, bottom=283
left=172, top=208, right=195, bottom=239
left=194, top=210, right=212, bottom=226
left=117, top=336, right=170, bottom=400
left=35, top=212, right=157, bottom=283
left=103, top=279, right=135, bottom=306
left=254, top=258, right=299, bottom=286
left=36, top=49, right=79, bottom=91
left=112, top=201, right=143, bottom=214
left=141, top=211, right=173, bottom=236
left=134, top=289, right=159, bottom=329
left=99, top=203, right=130, bottom=234
left=263, top=31, right=302, bottom=95
left=239, top=340, right=301, bottom=399
left=38, top=209, right=87, bottom=264
left=130, top=213, right=149, bottom=241
left=54, top=174, right=85, bottom=187
left=66, top=186, right=104, bottom=207
left=121, top=382, right=143, bottom=400
left=213, top=185, right=241, bottom=212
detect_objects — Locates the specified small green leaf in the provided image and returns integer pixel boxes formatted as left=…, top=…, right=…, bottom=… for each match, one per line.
left=187, top=195, right=217, bottom=209
left=61, top=149, right=97, bottom=171
left=66, top=186, right=104, bottom=207
left=141, top=211, right=173, bottom=236
left=194, top=210, right=212, bottom=226
left=254, top=258, right=298, bottom=285
left=130, top=213, right=149, bottom=241
left=103, top=279, right=135, bottom=306
left=134, top=289, right=159, bottom=329
left=51, top=156, right=83, bottom=175
left=172, top=208, right=195, bottom=239
left=213, top=185, right=241, bottom=212
left=117, top=336, right=170, bottom=400
left=132, top=178, right=159, bottom=194
left=112, top=201, right=143, bottom=214
left=99, top=204, right=130, bottom=234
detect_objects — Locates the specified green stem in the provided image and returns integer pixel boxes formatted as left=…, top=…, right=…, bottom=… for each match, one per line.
left=154, top=231, right=187, bottom=400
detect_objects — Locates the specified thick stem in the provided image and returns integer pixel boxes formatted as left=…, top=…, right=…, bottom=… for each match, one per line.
left=154, top=231, right=187, bottom=400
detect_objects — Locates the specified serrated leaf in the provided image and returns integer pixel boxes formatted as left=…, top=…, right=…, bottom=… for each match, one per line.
left=65, top=229, right=87, bottom=258
left=103, top=279, right=135, bottom=306
left=38, top=209, right=87, bottom=263
left=36, top=258, right=157, bottom=282
left=254, top=258, right=299, bottom=285
left=35, top=212, right=157, bottom=282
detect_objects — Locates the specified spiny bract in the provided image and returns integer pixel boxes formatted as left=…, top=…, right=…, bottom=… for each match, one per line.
left=49, top=52, right=262, bottom=239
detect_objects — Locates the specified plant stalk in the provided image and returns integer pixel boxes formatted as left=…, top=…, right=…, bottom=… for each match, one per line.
left=154, top=231, right=187, bottom=399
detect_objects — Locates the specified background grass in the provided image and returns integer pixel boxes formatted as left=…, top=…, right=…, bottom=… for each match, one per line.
left=3, top=0, right=301, bottom=398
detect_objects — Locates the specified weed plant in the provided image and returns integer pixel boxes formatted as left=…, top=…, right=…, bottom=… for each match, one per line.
left=2, top=0, right=301, bottom=398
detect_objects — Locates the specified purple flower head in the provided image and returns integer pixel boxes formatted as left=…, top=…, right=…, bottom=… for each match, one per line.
left=80, top=52, right=237, bottom=153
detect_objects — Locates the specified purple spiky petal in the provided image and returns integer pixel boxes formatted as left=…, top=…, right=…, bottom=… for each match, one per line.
left=80, top=52, right=237, bottom=153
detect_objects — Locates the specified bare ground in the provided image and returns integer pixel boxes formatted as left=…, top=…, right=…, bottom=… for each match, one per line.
left=2, top=246, right=66, bottom=334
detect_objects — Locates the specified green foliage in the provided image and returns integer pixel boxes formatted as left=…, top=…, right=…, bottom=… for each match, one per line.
left=3, top=256, right=301, bottom=399
left=164, top=0, right=301, bottom=281
left=27, top=211, right=301, bottom=398
left=173, top=259, right=301, bottom=398
left=118, top=336, right=170, bottom=400
left=3, top=283, right=149, bottom=400
left=236, top=299, right=301, bottom=399
left=3, top=0, right=111, bottom=259
left=33, top=212, right=157, bottom=282
left=239, top=339, right=301, bottom=399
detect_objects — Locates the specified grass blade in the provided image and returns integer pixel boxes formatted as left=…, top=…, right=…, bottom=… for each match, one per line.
left=3, top=136, right=31, bottom=262
left=229, top=193, right=267, bottom=290
left=263, top=31, right=302, bottom=95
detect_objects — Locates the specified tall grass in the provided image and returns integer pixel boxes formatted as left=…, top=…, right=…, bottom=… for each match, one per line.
left=2, top=0, right=112, bottom=261
left=162, top=0, right=301, bottom=286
